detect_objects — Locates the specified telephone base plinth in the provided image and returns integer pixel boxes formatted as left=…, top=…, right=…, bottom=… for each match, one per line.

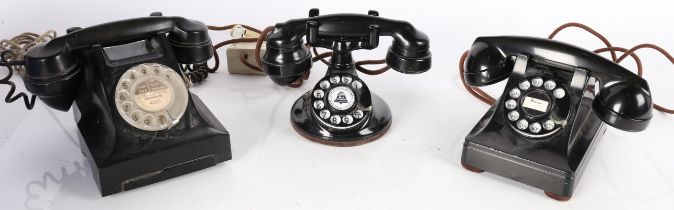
left=290, top=92, right=392, bottom=147
left=74, top=94, right=232, bottom=196
left=292, top=123, right=389, bottom=147
left=78, top=131, right=230, bottom=196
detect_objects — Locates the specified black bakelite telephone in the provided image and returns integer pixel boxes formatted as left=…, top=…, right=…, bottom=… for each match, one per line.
left=460, top=36, right=653, bottom=201
left=261, top=9, right=431, bottom=146
left=22, top=13, right=231, bottom=196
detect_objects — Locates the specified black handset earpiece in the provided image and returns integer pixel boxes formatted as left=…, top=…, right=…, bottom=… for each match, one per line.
left=261, top=9, right=431, bottom=146
left=460, top=35, right=653, bottom=200
left=165, top=19, right=214, bottom=64
left=23, top=46, right=80, bottom=111
left=262, top=25, right=313, bottom=85
left=385, top=24, right=431, bottom=73
left=24, top=16, right=213, bottom=111
left=463, top=39, right=515, bottom=86
left=593, top=81, right=652, bottom=131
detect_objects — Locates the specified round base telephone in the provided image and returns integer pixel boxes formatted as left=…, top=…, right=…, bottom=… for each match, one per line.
left=260, top=10, right=431, bottom=147
left=290, top=73, right=392, bottom=146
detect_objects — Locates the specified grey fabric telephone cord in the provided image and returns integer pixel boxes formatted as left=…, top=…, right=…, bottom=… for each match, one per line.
left=1, top=30, right=57, bottom=76
left=0, top=30, right=56, bottom=109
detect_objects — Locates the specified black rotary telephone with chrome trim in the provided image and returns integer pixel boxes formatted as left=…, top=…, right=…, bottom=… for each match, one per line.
left=460, top=36, right=653, bottom=201
left=22, top=13, right=231, bottom=196
left=261, top=9, right=431, bottom=146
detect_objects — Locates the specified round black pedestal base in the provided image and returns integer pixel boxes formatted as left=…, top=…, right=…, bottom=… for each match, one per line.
left=290, top=92, right=392, bottom=147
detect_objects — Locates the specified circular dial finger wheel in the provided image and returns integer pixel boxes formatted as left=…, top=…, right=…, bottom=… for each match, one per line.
left=311, top=74, right=370, bottom=131
left=114, top=63, right=189, bottom=131
left=504, top=76, right=570, bottom=138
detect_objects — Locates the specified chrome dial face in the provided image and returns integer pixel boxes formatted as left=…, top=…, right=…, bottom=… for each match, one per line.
left=114, top=63, right=188, bottom=131
left=504, top=76, right=570, bottom=138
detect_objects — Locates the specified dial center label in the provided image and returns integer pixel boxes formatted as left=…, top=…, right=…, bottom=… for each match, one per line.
left=522, top=96, right=549, bottom=113
left=327, top=86, right=355, bottom=111
left=133, top=77, right=173, bottom=112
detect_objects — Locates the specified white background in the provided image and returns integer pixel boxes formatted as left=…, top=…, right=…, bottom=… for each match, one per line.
left=1, top=0, right=674, bottom=209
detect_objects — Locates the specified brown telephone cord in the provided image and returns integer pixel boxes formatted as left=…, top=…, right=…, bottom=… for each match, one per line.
left=458, top=23, right=673, bottom=114
left=550, top=25, right=672, bottom=113
left=313, top=47, right=332, bottom=65
left=594, top=47, right=643, bottom=76
left=208, top=24, right=262, bottom=34
left=614, top=44, right=674, bottom=113
left=205, top=24, right=264, bottom=73
left=458, top=51, right=496, bottom=105
left=311, top=46, right=391, bottom=75
left=548, top=22, right=618, bottom=61
left=208, top=37, right=259, bottom=73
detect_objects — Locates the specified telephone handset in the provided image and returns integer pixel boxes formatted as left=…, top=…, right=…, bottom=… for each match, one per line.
left=23, top=13, right=231, bottom=196
left=261, top=9, right=431, bottom=146
left=24, top=13, right=213, bottom=111
left=460, top=36, right=653, bottom=200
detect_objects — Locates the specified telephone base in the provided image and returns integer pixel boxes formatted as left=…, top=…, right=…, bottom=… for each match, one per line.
left=461, top=116, right=605, bottom=201
left=78, top=132, right=230, bottom=196
left=461, top=142, right=579, bottom=200
left=461, top=110, right=606, bottom=201
left=292, top=122, right=390, bottom=147
left=290, top=92, right=392, bottom=147
left=74, top=94, right=232, bottom=196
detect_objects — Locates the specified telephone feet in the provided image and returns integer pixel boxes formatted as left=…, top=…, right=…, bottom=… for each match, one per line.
left=544, top=191, right=571, bottom=201
left=461, top=162, right=485, bottom=173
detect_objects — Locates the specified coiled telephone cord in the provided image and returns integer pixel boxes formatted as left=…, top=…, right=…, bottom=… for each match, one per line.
left=181, top=62, right=211, bottom=84
left=459, top=22, right=674, bottom=114
left=0, top=30, right=56, bottom=109
left=0, top=51, right=35, bottom=109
